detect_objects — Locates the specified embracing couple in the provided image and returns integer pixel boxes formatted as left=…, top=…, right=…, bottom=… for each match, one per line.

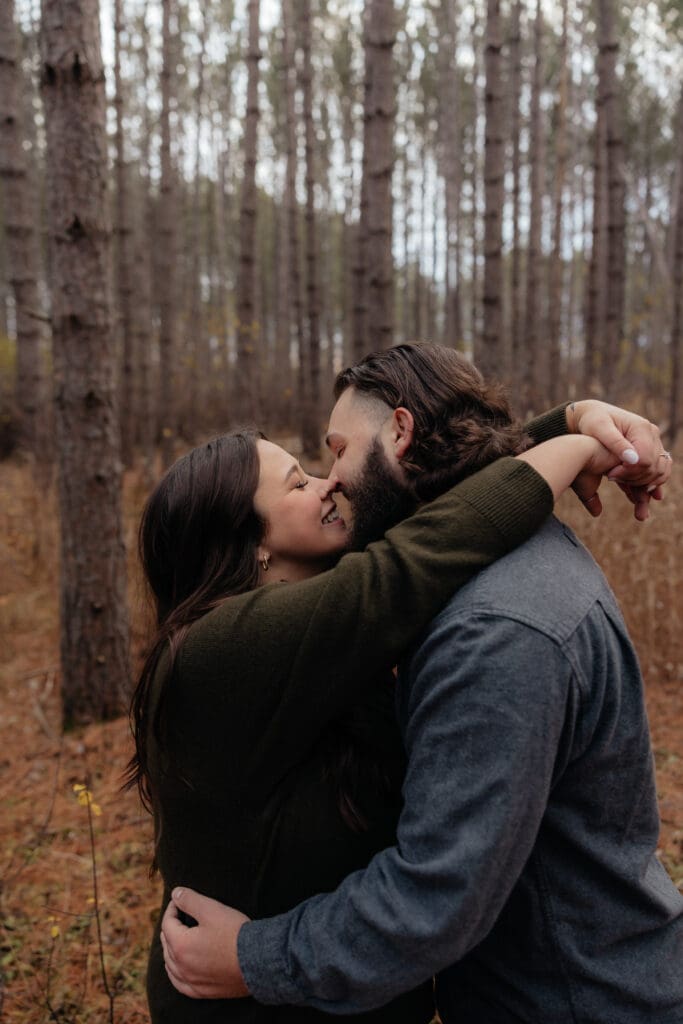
left=128, top=343, right=682, bottom=1023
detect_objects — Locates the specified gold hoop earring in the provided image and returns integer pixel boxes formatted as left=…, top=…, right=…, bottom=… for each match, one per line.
left=261, top=555, right=270, bottom=573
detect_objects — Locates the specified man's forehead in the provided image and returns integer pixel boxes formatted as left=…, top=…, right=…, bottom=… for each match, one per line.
left=325, top=389, right=374, bottom=442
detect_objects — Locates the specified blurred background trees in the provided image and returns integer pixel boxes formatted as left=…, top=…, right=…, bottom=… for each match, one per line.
left=2, top=0, right=682, bottom=462
left=1, top=0, right=682, bottom=721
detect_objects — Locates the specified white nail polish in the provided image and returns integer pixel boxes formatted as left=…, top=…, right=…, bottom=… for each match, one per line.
left=622, top=449, right=639, bottom=465
left=646, top=484, right=657, bottom=493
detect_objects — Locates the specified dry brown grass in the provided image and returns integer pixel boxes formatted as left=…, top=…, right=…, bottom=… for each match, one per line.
left=0, top=455, right=681, bottom=1022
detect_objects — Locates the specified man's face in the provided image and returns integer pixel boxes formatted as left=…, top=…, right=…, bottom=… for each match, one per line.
left=325, top=388, right=416, bottom=550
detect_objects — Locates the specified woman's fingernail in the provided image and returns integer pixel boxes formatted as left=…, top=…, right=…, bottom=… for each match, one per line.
left=646, top=484, right=657, bottom=493
left=173, top=888, right=184, bottom=900
left=622, top=448, right=639, bottom=465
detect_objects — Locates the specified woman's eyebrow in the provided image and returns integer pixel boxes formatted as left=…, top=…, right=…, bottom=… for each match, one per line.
left=284, top=462, right=302, bottom=483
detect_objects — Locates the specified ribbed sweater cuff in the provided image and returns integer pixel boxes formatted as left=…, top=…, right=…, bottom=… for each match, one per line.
left=238, top=916, right=302, bottom=1005
left=524, top=403, right=570, bottom=444
left=451, top=457, right=554, bottom=550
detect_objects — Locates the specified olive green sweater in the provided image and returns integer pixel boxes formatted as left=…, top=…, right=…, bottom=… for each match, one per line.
left=147, top=409, right=566, bottom=1023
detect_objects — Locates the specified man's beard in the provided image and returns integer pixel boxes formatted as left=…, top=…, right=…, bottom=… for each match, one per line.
left=344, top=438, right=417, bottom=551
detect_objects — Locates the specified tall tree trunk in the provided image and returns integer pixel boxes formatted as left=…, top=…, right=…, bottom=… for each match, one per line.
left=236, top=0, right=261, bottom=421
left=469, top=8, right=483, bottom=358
left=40, top=0, right=130, bottom=724
left=598, top=0, right=626, bottom=396
left=364, top=0, right=395, bottom=350
left=436, top=0, right=462, bottom=348
left=135, top=4, right=156, bottom=483
left=547, top=0, right=569, bottom=403
left=158, top=0, right=177, bottom=466
left=669, top=89, right=683, bottom=446
left=113, top=0, right=134, bottom=467
left=300, top=0, right=321, bottom=457
left=508, top=0, right=523, bottom=389
left=281, top=0, right=303, bottom=412
left=0, top=0, right=45, bottom=457
left=352, top=61, right=370, bottom=363
left=481, top=0, right=504, bottom=379
left=188, top=13, right=208, bottom=438
left=523, top=0, right=544, bottom=412
left=585, top=8, right=608, bottom=394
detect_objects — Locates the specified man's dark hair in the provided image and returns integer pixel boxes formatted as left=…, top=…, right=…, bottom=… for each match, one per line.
left=334, top=343, right=531, bottom=502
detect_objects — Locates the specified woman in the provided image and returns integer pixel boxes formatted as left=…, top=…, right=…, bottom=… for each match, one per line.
left=128, top=397, right=640, bottom=1023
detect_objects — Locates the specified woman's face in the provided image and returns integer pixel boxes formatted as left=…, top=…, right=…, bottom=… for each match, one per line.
left=253, top=440, right=349, bottom=581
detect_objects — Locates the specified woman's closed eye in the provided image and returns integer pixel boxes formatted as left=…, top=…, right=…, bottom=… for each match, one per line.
left=295, top=479, right=309, bottom=490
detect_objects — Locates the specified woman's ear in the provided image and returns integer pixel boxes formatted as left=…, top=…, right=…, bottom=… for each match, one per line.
left=391, top=407, right=415, bottom=460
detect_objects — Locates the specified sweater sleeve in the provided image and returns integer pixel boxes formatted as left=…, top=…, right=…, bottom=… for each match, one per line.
left=174, top=458, right=553, bottom=791
left=524, top=403, right=570, bottom=444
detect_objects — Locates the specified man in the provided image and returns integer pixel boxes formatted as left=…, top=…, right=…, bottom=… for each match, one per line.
left=161, top=345, right=681, bottom=1021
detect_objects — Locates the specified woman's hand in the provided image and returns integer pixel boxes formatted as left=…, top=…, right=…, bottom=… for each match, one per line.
left=518, top=435, right=628, bottom=516
left=160, top=887, right=250, bottom=999
left=565, top=399, right=672, bottom=519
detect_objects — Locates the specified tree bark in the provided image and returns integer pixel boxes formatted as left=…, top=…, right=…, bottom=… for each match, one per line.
left=436, top=0, right=462, bottom=349
left=547, top=0, right=569, bottom=403
left=523, top=0, right=544, bottom=412
left=158, top=0, right=177, bottom=466
left=236, top=0, right=262, bottom=422
left=40, top=0, right=130, bottom=725
left=597, top=0, right=627, bottom=395
left=669, top=89, right=683, bottom=445
left=299, top=0, right=321, bottom=458
left=188, top=12, right=208, bottom=438
left=508, top=0, right=523, bottom=388
left=0, top=0, right=45, bottom=457
left=481, top=0, right=504, bottom=379
left=364, top=0, right=395, bottom=350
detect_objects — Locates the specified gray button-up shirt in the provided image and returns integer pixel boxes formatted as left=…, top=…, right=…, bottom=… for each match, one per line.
left=239, top=517, right=683, bottom=1022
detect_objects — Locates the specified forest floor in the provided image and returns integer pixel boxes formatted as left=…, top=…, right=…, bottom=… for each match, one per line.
left=0, top=454, right=682, bottom=1023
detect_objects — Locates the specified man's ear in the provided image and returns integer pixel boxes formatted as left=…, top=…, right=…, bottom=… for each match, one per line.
left=390, top=407, right=415, bottom=460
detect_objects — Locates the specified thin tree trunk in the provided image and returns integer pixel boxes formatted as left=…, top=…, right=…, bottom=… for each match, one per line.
left=669, top=89, right=683, bottom=445
left=113, top=0, right=135, bottom=467
left=598, top=0, right=627, bottom=396
left=481, top=0, right=504, bottom=379
left=158, top=0, right=177, bottom=466
left=436, top=0, right=462, bottom=349
left=135, top=4, right=155, bottom=483
left=352, top=36, right=370, bottom=364
left=508, top=0, right=523, bottom=389
left=40, top=0, right=130, bottom=724
left=523, top=0, right=544, bottom=412
left=281, top=0, right=304, bottom=410
left=236, top=0, right=261, bottom=421
left=547, top=0, right=569, bottom=404
left=0, top=0, right=45, bottom=457
left=364, top=0, right=395, bottom=350
left=585, top=16, right=608, bottom=393
left=188, top=12, right=208, bottom=438
left=300, top=0, right=321, bottom=457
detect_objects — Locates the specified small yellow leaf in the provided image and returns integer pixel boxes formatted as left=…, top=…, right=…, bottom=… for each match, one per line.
left=51, top=925, right=60, bottom=939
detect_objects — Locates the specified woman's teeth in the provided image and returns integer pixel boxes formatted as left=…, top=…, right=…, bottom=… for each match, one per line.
left=322, top=508, right=341, bottom=525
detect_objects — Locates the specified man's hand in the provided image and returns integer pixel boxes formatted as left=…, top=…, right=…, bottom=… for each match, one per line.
left=566, top=399, right=673, bottom=520
left=160, top=887, right=251, bottom=999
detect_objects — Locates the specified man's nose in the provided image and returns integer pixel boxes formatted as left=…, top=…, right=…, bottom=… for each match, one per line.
left=310, top=474, right=336, bottom=500
left=326, top=465, right=341, bottom=494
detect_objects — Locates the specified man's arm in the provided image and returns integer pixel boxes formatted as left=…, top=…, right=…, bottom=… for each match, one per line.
left=162, top=612, right=572, bottom=1011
